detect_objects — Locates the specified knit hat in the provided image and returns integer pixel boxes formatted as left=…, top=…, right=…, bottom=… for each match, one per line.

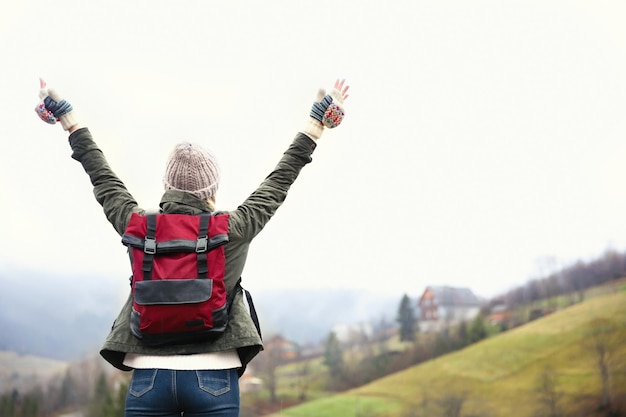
left=162, top=142, right=220, bottom=201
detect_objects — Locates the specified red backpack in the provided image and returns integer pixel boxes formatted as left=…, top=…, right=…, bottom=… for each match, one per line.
left=121, top=212, right=236, bottom=346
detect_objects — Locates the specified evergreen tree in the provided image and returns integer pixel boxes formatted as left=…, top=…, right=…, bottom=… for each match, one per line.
left=468, top=312, right=488, bottom=343
left=20, top=394, right=38, bottom=417
left=323, top=331, right=344, bottom=378
left=88, top=372, right=114, bottom=417
left=56, top=369, right=77, bottom=410
left=111, top=382, right=128, bottom=417
left=396, top=294, right=416, bottom=342
left=456, top=320, right=469, bottom=348
left=0, top=392, right=16, bottom=417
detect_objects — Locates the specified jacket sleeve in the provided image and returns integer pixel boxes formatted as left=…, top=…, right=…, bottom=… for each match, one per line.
left=229, top=132, right=317, bottom=241
left=68, top=127, right=140, bottom=235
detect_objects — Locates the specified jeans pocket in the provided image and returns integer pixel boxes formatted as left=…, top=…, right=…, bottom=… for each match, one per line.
left=196, top=370, right=231, bottom=396
left=129, top=369, right=158, bottom=397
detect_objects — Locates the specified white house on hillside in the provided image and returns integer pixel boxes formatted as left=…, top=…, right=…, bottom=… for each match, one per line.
left=417, top=286, right=482, bottom=332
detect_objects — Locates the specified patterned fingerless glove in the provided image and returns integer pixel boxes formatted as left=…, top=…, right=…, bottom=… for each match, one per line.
left=35, top=79, right=77, bottom=130
left=310, top=93, right=345, bottom=128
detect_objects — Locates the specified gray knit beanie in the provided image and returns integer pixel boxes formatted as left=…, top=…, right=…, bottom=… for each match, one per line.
left=163, top=142, right=220, bottom=201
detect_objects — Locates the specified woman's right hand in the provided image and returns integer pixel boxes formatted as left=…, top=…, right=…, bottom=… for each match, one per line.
left=35, top=78, right=79, bottom=132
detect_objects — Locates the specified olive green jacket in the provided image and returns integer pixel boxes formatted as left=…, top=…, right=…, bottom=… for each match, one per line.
left=68, top=127, right=317, bottom=373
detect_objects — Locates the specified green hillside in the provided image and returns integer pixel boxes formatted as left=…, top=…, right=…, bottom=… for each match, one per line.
left=268, top=290, right=626, bottom=417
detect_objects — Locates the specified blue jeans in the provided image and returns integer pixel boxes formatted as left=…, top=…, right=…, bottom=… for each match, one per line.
left=125, top=368, right=240, bottom=417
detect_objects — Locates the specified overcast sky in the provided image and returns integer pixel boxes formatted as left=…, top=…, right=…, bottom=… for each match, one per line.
left=2, top=0, right=626, bottom=301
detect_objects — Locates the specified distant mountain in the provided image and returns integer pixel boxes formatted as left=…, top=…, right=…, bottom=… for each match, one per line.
left=0, top=266, right=401, bottom=360
left=253, top=288, right=399, bottom=344
left=0, top=350, right=69, bottom=393
left=0, top=266, right=121, bottom=360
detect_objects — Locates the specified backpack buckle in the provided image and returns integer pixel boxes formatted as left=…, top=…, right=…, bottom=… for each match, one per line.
left=196, top=236, right=208, bottom=252
left=144, top=237, right=157, bottom=254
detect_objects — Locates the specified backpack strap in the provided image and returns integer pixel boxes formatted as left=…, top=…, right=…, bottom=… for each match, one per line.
left=226, top=277, right=261, bottom=340
left=244, top=286, right=262, bottom=339
left=141, top=214, right=158, bottom=281
left=227, top=278, right=242, bottom=314
left=196, top=213, right=211, bottom=279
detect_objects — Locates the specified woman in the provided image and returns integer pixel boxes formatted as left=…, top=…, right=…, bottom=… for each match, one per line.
left=36, top=78, right=350, bottom=417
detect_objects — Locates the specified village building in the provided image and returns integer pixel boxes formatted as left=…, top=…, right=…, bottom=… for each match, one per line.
left=263, top=334, right=300, bottom=361
left=417, top=285, right=482, bottom=332
left=488, top=303, right=511, bottom=325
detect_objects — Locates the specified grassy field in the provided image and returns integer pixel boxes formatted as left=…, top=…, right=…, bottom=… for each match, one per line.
left=265, top=289, right=626, bottom=417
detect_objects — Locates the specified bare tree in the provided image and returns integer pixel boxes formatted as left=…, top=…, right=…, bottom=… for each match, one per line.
left=533, top=256, right=558, bottom=308
left=437, top=393, right=466, bottom=417
left=295, top=360, right=311, bottom=402
left=585, top=318, right=625, bottom=413
left=256, top=335, right=285, bottom=403
left=534, top=366, right=563, bottom=417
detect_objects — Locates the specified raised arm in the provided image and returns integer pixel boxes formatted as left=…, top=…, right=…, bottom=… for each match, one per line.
left=35, top=80, right=140, bottom=235
left=229, top=79, right=350, bottom=241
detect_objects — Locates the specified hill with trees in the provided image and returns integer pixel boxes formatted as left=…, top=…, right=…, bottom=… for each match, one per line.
left=2, top=252, right=626, bottom=417
left=264, top=288, right=626, bottom=417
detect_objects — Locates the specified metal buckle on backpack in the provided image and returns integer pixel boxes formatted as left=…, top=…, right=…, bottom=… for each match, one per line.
left=144, top=237, right=157, bottom=254
left=196, top=236, right=208, bottom=252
